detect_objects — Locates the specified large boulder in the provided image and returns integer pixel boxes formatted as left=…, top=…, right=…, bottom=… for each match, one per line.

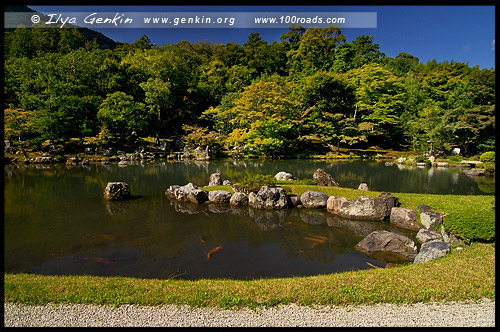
left=326, top=196, right=348, bottom=215
left=275, top=171, right=294, bottom=181
left=208, top=173, right=222, bottom=186
left=313, top=168, right=339, bottom=187
left=104, top=182, right=131, bottom=201
left=413, top=240, right=451, bottom=264
left=358, top=183, right=369, bottom=191
left=390, top=207, right=419, bottom=231
left=165, top=185, right=180, bottom=198
left=354, top=230, right=418, bottom=263
left=207, top=190, right=232, bottom=204
left=188, top=189, right=209, bottom=204
left=416, top=229, right=443, bottom=244
left=337, top=192, right=398, bottom=220
left=229, top=192, right=248, bottom=206
left=287, top=194, right=302, bottom=207
left=300, top=190, right=329, bottom=209
left=174, top=183, right=198, bottom=202
left=420, top=211, right=442, bottom=229
left=248, top=186, right=288, bottom=210
left=117, top=160, right=129, bottom=167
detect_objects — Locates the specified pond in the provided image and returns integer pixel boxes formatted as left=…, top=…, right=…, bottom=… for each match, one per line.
left=4, top=159, right=494, bottom=280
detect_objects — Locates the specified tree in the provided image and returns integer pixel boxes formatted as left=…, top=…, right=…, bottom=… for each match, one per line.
left=6, top=26, right=34, bottom=58
left=384, top=52, right=419, bottom=76
left=347, top=63, right=405, bottom=147
left=350, top=35, right=385, bottom=68
left=299, top=71, right=358, bottom=149
left=280, top=24, right=305, bottom=51
left=97, top=92, right=146, bottom=138
left=221, top=42, right=246, bottom=67
left=4, top=108, right=32, bottom=158
left=57, top=28, right=86, bottom=53
left=331, top=43, right=355, bottom=73
left=288, top=25, right=346, bottom=77
left=204, top=80, right=302, bottom=157
left=139, top=77, right=172, bottom=138
left=196, top=59, right=229, bottom=106
left=243, top=32, right=275, bottom=76
left=446, top=105, right=495, bottom=154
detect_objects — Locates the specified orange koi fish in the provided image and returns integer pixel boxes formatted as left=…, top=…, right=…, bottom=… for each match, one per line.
left=366, top=262, right=381, bottom=269
left=84, top=257, right=117, bottom=264
left=207, top=246, right=223, bottom=260
left=92, top=235, right=114, bottom=240
left=304, top=236, right=328, bottom=243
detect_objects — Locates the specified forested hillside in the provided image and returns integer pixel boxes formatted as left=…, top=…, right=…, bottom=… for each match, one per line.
left=4, top=22, right=495, bottom=158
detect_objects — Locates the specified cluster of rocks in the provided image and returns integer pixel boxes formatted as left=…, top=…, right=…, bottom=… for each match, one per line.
left=28, top=156, right=54, bottom=164
left=165, top=169, right=341, bottom=210
left=394, top=156, right=487, bottom=176
left=106, top=167, right=464, bottom=267
left=353, top=203, right=465, bottom=265
left=7, top=154, right=56, bottom=164
left=66, top=156, right=90, bottom=166
left=179, top=146, right=210, bottom=161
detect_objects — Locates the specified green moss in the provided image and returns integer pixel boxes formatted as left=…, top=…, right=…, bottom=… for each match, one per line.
left=239, top=174, right=277, bottom=192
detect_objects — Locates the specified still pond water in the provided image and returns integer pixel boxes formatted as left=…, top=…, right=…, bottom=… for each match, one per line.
left=4, top=159, right=494, bottom=280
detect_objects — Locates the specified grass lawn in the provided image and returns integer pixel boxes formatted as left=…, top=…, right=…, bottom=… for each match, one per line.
left=4, top=185, right=495, bottom=309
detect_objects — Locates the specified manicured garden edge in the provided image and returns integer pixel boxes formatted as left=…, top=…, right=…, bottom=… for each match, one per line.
left=4, top=186, right=495, bottom=309
left=4, top=242, right=494, bottom=309
left=206, top=184, right=495, bottom=242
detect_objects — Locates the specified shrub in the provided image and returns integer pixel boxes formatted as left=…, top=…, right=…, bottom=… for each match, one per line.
left=480, top=151, right=495, bottom=163
left=239, top=174, right=276, bottom=192
left=415, top=156, right=425, bottom=163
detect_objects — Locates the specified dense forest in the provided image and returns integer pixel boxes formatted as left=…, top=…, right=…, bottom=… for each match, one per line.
left=4, top=22, right=495, bottom=158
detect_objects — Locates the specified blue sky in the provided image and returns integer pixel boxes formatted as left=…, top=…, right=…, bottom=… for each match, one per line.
left=28, top=5, right=496, bottom=69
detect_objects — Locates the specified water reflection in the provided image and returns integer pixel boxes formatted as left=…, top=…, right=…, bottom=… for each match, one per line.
left=4, top=160, right=494, bottom=280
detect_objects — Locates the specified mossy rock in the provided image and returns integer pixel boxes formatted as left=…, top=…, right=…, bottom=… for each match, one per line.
left=104, top=182, right=131, bottom=201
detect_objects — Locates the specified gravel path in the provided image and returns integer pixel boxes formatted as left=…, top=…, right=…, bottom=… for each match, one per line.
left=4, top=299, right=495, bottom=327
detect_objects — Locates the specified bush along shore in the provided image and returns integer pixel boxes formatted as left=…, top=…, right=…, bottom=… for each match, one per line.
left=5, top=169, right=494, bottom=309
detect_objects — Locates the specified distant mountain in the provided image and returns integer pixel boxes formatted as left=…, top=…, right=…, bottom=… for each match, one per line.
left=4, top=5, right=118, bottom=49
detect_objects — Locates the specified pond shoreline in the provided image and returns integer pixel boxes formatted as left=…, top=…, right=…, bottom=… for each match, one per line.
left=4, top=242, right=495, bottom=310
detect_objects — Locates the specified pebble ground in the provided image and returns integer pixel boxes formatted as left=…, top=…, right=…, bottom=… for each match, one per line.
left=4, top=299, right=495, bottom=327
